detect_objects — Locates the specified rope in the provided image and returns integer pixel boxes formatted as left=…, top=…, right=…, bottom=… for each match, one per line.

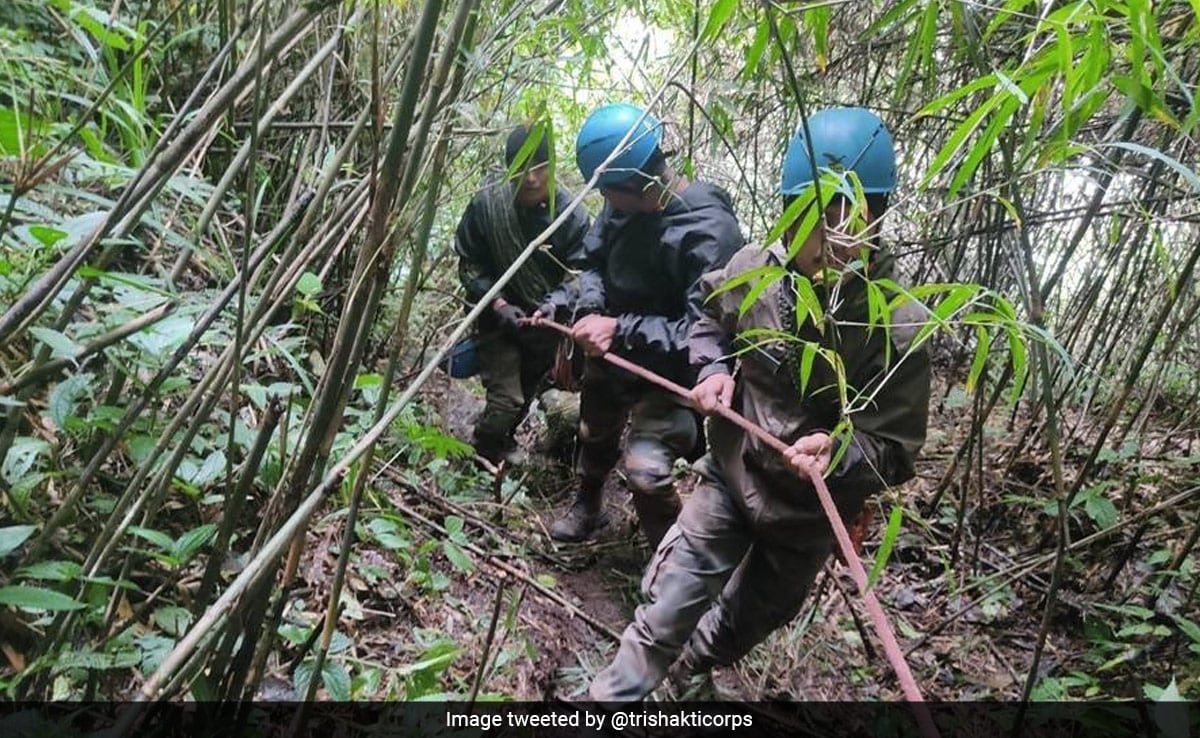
left=526, top=317, right=939, bottom=738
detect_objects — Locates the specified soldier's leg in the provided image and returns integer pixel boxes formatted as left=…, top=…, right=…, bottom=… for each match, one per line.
left=678, top=497, right=865, bottom=674
left=473, top=331, right=525, bottom=463
left=622, top=391, right=697, bottom=547
left=517, top=329, right=558, bottom=405
left=496, top=331, right=556, bottom=465
left=590, top=463, right=751, bottom=701
left=549, top=360, right=627, bottom=541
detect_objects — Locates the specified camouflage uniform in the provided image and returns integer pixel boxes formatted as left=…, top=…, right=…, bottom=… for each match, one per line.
left=454, top=173, right=590, bottom=462
left=590, top=242, right=932, bottom=700
left=545, top=182, right=743, bottom=545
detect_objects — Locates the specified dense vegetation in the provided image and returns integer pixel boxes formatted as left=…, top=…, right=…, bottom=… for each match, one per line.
left=1, top=0, right=1198, bottom=704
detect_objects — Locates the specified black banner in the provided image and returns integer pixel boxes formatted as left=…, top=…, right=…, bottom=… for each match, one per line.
left=1, top=700, right=1195, bottom=738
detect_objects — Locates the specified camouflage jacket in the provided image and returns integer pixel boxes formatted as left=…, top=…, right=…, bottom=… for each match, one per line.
left=689, top=241, right=932, bottom=530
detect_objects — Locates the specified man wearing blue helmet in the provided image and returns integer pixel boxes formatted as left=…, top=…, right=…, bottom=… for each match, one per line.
left=590, top=107, right=931, bottom=700
left=454, top=124, right=591, bottom=465
left=534, top=103, right=744, bottom=546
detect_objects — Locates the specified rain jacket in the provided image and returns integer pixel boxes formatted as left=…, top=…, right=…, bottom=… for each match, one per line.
left=689, top=241, right=931, bottom=531
left=545, top=182, right=744, bottom=384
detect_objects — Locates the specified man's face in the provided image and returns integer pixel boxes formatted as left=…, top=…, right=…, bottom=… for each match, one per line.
left=600, top=181, right=661, bottom=214
left=514, top=162, right=549, bottom=208
left=788, top=196, right=875, bottom=278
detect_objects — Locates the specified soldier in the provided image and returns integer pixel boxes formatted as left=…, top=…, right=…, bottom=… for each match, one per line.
left=454, top=124, right=591, bottom=465
left=589, top=107, right=932, bottom=700
left=533, top=103, right=744, bottom=546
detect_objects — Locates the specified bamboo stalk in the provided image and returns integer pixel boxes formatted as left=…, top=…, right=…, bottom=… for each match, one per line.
left=0, top=1, right=340, bottom=346
left=0, top=303, right=175, bottom=396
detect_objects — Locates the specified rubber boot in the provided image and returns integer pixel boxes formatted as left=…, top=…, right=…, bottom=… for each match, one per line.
left=473, top=431, right=525, bottom=467
left=631, top=491, right=681, bottom=550
left=549, top=478, right=606, bottom=541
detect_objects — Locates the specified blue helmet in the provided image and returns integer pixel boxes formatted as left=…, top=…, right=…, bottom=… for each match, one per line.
left=575, top=103, right=663, bottom=187
left=781, top=107, right=896, bottom=196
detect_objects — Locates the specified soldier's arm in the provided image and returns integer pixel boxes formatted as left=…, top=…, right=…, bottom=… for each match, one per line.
left=688, top=260, right=738, bottom=382
left=454, top=198, right=496, bottom=305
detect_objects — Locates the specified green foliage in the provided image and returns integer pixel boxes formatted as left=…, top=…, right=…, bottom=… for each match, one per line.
left=0, top=585, right=85, bottom=612
left=295, top=657, right=353, bottom=701
left=0, top=0, right=1196, bottom=706
left=0, top=525, right=37, bottom=557
left=867, top=506, right=903, bottom=589
left=127, top=523, right=217, bottom=568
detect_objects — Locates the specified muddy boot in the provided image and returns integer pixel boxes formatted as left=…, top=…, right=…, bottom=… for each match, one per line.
left=549, top=478, right=606, bottom=541
left=474, top=432, right=525, bottom=468
left=631, top=491, right=681, bottom=550
left=665, top=653, right=712, bottom=700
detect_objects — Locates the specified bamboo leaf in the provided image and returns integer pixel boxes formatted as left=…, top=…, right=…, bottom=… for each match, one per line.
left=922, top=93, right=1003, bottom=191
left=949, top=95, right=1020, bottom=198
left=827, top=418, right=854, bottom=475
left=741, top=15, right=770, bottom=81
left=765, top=187, right=817, bottom=250
left=1100, top=142, right=1200, bottom=193
left=701, top=0, right=739, bottom=43
left=912, top=284, right=979, bottom=347
left=545, top=117, right=557, bottom=216
left=807, top=6, right=831, bottom=71
left=868, top=506, right=903, bottom=589
left=914, top=73, right=999, bottom=119
left=862, top=0, right=921, bottom=39
left=967, top=326, right=992, bottom=393
left=709, top=264, right=784, bottom=301
left=1007, top=326, right=1029, bottom=404
left=798, top=341, right=817, bottom=395
left=793, top=274, right=824, bottom=334
left=983, top=0, right=1036, bottom=41
left=737, top=270, right=783, bottom=319
left=505, top=119, right=546, bottom=179
left=993, top=70, right=1029, bottom=105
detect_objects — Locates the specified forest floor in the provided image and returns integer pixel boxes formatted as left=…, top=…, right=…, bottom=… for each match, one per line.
left=279, top=369, right=1195, bottom=703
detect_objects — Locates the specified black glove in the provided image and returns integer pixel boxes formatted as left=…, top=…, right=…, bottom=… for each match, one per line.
left=494, top=303, right=527, bottom=332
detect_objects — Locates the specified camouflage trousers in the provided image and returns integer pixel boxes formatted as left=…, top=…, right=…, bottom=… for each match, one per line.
left=473, top=327, right=559, bottom=459
left=589, top=455, right=863, bottom=701
left=576, top=359, right=697, bottom=544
